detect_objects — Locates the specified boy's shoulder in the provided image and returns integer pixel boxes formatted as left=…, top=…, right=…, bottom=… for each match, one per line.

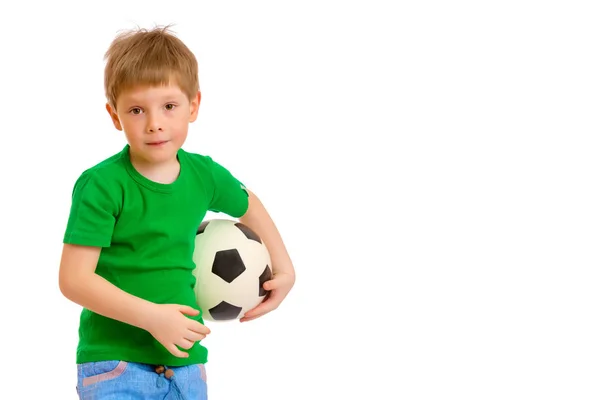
left=73, top=146, right=129, bottom=188
left=180, top=147, right=214, bottom=166
left=179, top=148, right=222, bottom=177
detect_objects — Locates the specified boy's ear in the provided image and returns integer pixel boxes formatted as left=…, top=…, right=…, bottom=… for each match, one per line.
left=189, top=91, right=201, bottom=122
left=106, top=103, right=123, bottom=131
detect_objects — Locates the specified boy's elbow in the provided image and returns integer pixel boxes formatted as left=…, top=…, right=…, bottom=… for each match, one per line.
left=59, top=267, right=96, bottom=303
left=59, top=269, right=80, bottom=300
left=59, top=279, right=74, bottom=303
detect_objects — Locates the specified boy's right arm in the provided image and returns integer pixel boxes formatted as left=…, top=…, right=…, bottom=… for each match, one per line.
left=59, top=243, right=156, bottom=330
left=59, top=243, right=210, bottom=358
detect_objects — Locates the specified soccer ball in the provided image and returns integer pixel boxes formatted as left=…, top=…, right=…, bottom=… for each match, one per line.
left=192, top=218, right=272, bottom=321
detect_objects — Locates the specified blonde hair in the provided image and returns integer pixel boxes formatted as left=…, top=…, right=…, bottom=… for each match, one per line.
left=104, top=25, right=199, bottom=109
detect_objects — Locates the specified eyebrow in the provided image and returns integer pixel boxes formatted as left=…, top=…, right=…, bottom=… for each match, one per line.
left=122, top=95, right=182, bottom=105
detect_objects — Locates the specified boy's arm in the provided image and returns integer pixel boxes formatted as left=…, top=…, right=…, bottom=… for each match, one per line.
left=58, top=244, right=210, bottom=357
left=58, top=243, right=156, bottom=330
left=238, top=189, right=295, bottom=322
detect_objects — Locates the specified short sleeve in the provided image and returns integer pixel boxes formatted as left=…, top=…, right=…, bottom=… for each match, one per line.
left=207, top=157, right=249, bottom=218
left=63, top=172, right=120, bottom=247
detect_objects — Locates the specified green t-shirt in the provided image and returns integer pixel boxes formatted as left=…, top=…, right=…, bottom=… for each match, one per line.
left=63, top=144, right=249, bottom=366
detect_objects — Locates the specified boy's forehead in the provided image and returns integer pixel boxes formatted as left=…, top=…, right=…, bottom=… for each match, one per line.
left=118, top=84, right=187, bottom=103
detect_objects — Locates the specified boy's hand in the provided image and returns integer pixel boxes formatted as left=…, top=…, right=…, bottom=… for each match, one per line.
left=145, top=304, right=210, bottom=358
left=240, top=271, right=295, bottom=322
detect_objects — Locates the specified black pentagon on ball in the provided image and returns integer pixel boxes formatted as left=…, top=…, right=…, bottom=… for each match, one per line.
left=212, top=249, right=246, bottom=283
left=234, top=222, right=262, bottom=244
left=209, top=301, right=243, bottom=320
left=258, top=265, right=272, bottom=296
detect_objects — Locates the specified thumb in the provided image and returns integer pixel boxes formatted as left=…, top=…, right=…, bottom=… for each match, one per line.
left=179, top=306, right=200, bottom=316
left=264, top=279, right=278, bottom=291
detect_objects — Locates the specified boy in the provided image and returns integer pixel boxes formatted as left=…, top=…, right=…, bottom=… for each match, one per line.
left=59, top=26, right=295, bottom=399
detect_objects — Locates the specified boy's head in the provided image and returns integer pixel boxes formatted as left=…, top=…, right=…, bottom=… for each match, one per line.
left=104, top=25, right=199, bottom=110
left=103, top=26, right=201, bottom=167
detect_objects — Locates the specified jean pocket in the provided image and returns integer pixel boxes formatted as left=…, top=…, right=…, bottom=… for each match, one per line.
left=79, top=361, right=128, bottom=387
left=197, top=363, right=207, bottom=382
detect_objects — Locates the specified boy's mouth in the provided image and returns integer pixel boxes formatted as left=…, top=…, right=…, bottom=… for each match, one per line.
left=147, top=140, right=169, bottom=146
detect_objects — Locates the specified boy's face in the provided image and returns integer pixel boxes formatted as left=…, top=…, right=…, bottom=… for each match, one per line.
left=106, top=83, right=200, bottom=166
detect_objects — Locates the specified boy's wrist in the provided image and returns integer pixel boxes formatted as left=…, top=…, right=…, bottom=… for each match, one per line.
left=131, top=300, right=158, bottom=331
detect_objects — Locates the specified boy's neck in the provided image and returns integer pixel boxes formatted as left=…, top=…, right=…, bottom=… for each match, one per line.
left=130, top=155, right=181, bottom=185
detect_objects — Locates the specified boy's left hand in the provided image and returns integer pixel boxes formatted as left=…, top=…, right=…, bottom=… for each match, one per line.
left=240, top=271, right=295, bottom=322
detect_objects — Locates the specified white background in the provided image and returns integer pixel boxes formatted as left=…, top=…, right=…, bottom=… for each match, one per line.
left=1, top=1, right=599, bottom=399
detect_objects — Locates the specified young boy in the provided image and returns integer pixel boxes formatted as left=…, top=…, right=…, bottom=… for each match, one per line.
left=59, top=26, right=295, bottom=399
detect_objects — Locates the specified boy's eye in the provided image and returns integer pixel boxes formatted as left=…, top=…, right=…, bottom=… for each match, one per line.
left=165, top=104, right=175, bottom=111
left=130, top=108, right=142, bottom=115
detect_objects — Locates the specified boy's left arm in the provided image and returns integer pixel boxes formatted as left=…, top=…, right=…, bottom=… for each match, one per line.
left=238, top=189, right=296, bottom=322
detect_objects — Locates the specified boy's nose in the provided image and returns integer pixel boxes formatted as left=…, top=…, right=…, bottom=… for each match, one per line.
left=146, top=114, right=163, bottom=133
left=147, top=125, right=163, bottom=133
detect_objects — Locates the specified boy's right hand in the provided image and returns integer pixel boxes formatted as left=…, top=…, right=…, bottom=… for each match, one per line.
left=145, top=304, right=211, bottom=358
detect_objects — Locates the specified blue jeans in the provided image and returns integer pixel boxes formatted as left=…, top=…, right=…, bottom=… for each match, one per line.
left=76, top=361, right=207, bottom=399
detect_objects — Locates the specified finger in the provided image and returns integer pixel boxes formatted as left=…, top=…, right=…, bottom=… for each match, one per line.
left=176, top=338, right=196, bottom=350
left=185, top=331, right=207, bottom=342
left=242, top=297, right=279, bottom=320
left=263, top=273, right=295, bottom=291
left=168, top=344, right=189, bottom=358
left=188, top=322, right=211, bottom=335
left=263, top=279, right=278, bottom=291
left=179, top=306, right=200, bottom=316
left=240, top=313, right=265, bottom=322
